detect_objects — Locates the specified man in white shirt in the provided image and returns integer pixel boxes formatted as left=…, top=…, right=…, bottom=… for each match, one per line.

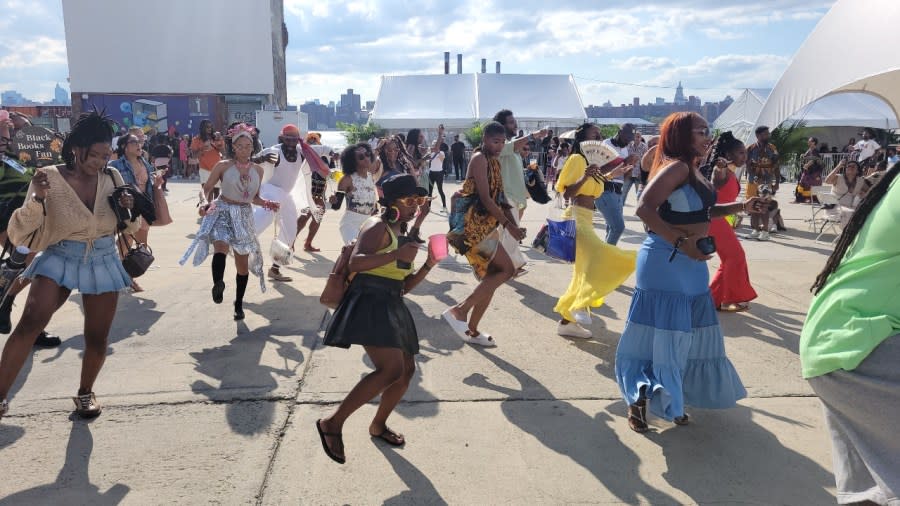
left=595, top=123, right=636, bottom=245
left=853, top=128, right=881, bottom=167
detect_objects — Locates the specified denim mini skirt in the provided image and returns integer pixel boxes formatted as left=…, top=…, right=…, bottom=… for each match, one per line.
left=23, top=236, right=131, bottom=294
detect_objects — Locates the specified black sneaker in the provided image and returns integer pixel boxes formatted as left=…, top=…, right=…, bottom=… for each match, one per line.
left=212, top=281, right=225, bottom=304
left=34, top=331, right=62, bottom=347
left=233, top=302, right=245, bottom=321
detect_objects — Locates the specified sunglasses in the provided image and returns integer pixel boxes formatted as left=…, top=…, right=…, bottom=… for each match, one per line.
left=356, top=152, right=370, bottom=160
left=395, top=196, right=429, bottom=207
left=127, top=139, right=140, bottom=144
left=693, top=127, right=711, bottom=137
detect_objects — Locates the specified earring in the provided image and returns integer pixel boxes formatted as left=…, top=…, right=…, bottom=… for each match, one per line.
left=388, top=206, right=400, bottom=223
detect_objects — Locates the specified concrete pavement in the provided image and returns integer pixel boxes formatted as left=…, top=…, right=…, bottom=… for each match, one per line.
left=0, top=179, right=837, bottom=504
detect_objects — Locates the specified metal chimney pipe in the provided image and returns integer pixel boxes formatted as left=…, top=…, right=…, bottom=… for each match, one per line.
left=444, top=52, right=450, bottom=74
left=457, top=54, right=462, bottom=74
left=481, top=59, right=486, bottom=73
left=496, top=61, right=501, bottom=74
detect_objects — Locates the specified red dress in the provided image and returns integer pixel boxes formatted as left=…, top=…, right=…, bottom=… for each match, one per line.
left=709, top=172, right=757, bottom=306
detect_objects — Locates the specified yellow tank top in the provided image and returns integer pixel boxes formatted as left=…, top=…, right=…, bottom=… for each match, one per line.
left=364, top=223, right=414, bottom=281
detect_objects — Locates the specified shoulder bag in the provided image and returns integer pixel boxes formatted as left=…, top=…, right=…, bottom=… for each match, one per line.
left=320, top=241, right=356, bottom=309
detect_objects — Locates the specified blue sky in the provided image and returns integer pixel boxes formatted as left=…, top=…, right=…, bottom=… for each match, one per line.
left=0, top=0, right=834, bottom=108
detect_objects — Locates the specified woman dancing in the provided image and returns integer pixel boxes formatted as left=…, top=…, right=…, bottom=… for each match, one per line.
left=316, top=174, right=441, bottom=464
left=554, top=123, right=637, bottom=339
left=180, top=124, right=279, bottom=321
left=708, top=132, right=758, bottom=312
left=795, top=137, right=824, bottom=203
left=615, top=112, right=762, bottom=433
left=335, top=143, right=378, bottom=244
left=443, top=122, right=525, bottom=347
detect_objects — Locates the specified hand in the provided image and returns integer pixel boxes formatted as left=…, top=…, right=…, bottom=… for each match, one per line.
left=534, top=128, right=550, bottom=140
left=328, top=195, right=337, bottom=204
left=118, top=191, right=135, bottom=210
left=610, top=164, right=632, bottom=179
left=396, top=241, right=419, bottom=264
left=262, top=153, right=278, bottom=164
left=680, top=235, right=713, bottom=261
left=32, top=169, right=51, bottom=199
left=264, top=200, right=280, bottom=212
left=504, top=221, right=526, bottom=241
left=715, top=157, right=729, bottom=169
left=585, top=164, right=602, bottom=180
left=743, top=197, right=766, bottom=214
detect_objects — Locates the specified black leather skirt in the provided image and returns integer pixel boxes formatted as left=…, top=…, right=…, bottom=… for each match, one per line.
left=323, top=274, right=419, bottom=355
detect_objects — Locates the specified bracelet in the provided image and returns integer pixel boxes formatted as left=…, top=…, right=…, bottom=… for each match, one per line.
left=422, top=263, right=433, bottom=271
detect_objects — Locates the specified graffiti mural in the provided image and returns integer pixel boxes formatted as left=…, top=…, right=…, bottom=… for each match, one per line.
left=83, top=94, right=218, bottom=136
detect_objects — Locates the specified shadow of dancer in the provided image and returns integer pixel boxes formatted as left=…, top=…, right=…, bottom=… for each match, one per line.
left=463, top=348, right=678, bottom=504
left=377, top=444, right=449, bottom=506
left=0, top=420, right=129, bottom=505
left=718, top=301, right=807, bottom=354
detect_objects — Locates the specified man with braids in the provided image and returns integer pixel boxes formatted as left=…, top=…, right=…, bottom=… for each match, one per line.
left=801, top=160, right=900, bottom=506
left=0, top=113, right=64, bottom=347
left=0, top=111, right=139, bottom=421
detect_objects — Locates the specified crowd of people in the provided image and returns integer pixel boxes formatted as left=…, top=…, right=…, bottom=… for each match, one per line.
left=0, top=106, right=897, bottom=504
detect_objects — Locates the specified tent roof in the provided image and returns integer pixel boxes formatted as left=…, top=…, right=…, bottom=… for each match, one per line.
left=370, top=73, right=587, bottom=129
left=755, top=0, right=900, bottom=133
left=587, top=117, right=656, bottom=126
left=712, top=89, right=768, bottom=143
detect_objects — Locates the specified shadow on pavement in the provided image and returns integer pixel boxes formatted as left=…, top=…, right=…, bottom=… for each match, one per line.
left=0, top=420, right=130, bottom=505
left=377, top=444, right=449, bottom=506
left=719, top=301, right=807, bottom=354
left=464, top=348, right=679, bottom=504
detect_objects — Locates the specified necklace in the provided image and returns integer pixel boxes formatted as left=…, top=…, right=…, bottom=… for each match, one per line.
left=235, top=159, right=252, bottom=199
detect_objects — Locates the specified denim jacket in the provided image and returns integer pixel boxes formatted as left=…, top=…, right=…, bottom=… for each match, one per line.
left=109, top=157, right=155, bottom=198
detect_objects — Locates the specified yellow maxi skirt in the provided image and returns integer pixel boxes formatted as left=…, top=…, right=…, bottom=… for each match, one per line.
left=554, top=206, right=637, bottom=321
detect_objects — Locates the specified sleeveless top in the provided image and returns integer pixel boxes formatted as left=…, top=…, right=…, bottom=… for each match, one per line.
left=220, top=164, right=261, bottom=203
left=346, top=172, right=377, bottom=215
left=364, top=222, right=413, bottom=281
left=659, top=177, right=717, bottom=225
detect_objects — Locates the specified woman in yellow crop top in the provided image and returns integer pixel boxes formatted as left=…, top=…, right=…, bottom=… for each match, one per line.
left=316, top=174, right=442, bottom=465
left=553, top=123, right=637, bottom=339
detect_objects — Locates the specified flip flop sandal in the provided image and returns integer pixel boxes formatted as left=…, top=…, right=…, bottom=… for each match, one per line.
left=304, top=245, right=321, bottom=252
left=719, top=303, right=749, bottom=313
left=442, top=309, right=470, bottom=340
left=315, top=419, right=346, bottom=464
left=371, top=427, right=405, bottom=446
left=627, top=402, right=649, bottom=433
left=464, top=330, right=497, bottom=348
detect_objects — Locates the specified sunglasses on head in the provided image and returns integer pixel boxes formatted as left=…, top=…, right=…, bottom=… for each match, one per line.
left=395, top=196, right=429, bottom=207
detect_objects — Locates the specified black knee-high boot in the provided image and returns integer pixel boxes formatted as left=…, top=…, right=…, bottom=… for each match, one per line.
left=211, top=253, right=226, bottom=304
left=234, top=274, right=248, bottom=320
left=0, top=294, right=15, bottom=334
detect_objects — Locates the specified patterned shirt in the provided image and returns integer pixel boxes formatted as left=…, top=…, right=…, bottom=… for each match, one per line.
left=746, top=142, right=779, bottom=184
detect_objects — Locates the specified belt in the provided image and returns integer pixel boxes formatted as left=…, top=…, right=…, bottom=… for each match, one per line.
left=604, top=181, right=623, bottom=194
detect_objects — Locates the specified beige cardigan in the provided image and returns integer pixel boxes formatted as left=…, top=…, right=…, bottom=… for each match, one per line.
left=8, top=166, right=141, bottom=252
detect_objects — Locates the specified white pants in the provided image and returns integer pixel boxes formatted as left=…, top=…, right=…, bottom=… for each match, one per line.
left=253, top=183, right=298, bottom=245
left=339, top=210, right=370, bottom=245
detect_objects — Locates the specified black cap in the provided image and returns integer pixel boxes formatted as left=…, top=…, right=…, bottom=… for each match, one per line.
left=379, top=174, right=427, bottom=205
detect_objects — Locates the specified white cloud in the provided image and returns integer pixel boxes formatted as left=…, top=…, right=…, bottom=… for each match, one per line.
left=0, top=36, right=67, bottom=69
left=614, top=57, right=676, bottom=71
left=644, top=54, right=791, bottom=91
left=701, top=28, right=745, bottom=41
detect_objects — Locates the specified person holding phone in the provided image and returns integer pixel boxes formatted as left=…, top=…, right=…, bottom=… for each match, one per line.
left=614, top=112, right=764, bottom=433
left=316, top=174, right=441, bottom=464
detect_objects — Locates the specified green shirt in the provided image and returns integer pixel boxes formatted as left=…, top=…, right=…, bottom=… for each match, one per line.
left=499, top=140, right=527, bottom=210
left=800, top=176, right=900, bottom=378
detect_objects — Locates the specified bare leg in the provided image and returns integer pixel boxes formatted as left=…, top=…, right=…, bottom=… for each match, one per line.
left=449, top=243, right=515, bottom=332
left=370, top=352, right=415, bottom=438
left=79, top=291, right=119, bottom=394
left=233, top=253, right=249, bottom=276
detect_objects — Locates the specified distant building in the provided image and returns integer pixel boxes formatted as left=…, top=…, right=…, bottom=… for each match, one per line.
left=1, top=90, right=28, bottom=105
left=301, top=100, right=336, bottom=129
left=337, top=88, right=362, bottom=124
left=655, top=97, right=666, bottom=105
left=674, top=81, right=687, bottom=106
left=53, top=83, right=71, bottom=105
left=365, top=100, right=375, bottom=112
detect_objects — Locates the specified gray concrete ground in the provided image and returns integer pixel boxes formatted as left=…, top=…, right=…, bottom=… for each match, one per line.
left=0, top=179, right=837, bottom=505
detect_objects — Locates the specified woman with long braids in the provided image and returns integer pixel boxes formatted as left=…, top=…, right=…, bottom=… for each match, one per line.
left=554, top=123, right=637, bottom=339
left=404, top=128, right=432, bottom=243
left=802, top=161, right=900, bottom=505
left=0, top=111, right=138, bottom=420
left=614, top=112, right=762, bottom=433
left=708, top=132, right=757, bottom=312
left=180, top=123, right=279, bottom=321
left=316, top=174, right=441, bottom=464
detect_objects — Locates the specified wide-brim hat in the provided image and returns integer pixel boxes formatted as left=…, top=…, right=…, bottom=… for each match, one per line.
left=379, top=174, right=427, bottom=205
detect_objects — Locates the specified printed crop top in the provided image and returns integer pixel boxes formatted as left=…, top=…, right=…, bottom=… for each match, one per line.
left=658, top=178, right=717, bottom=225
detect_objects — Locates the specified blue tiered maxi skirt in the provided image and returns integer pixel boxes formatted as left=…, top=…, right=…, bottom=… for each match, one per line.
left=615, top=233, right=746, bottom=421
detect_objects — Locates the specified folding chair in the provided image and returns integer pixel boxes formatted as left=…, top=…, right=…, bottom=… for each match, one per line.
left=808, top=185, right=832, bottom=232
left=815, top=192, right=843, bottom=244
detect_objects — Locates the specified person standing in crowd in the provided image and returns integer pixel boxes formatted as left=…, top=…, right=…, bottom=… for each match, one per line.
left=181, top=124, right=279, bottom=321
left=450, top=134, right=466, bottom=182
left=842, top=137, right=856, bottom=153
left=443, top=122, right=525, bottom=347
left=595, top=124, right=636, bottom=245
left=293, top=132, right=332, bottom=254
left=746, top=126, right=779, bottom=241
left=623, top=130, right=648, bottom=203
left=374, top=135, right=414, bottom=191
left=191, top=120, right=223, bottom=199
left=554, top=123, right=637, bottom=339
left=852, top=128, right=880, bottom=169
left=795, top=137, right=824, bottom=203
left=178, top=134, right=190, bottom=179
left=316, top=174, right=441, bottom=464
left=615, top=112, right=760, bottom=433
left=0, top=111, right=139, bottom=420
left=427, top=140, right=447, bottom=212
left=549, top=142, right=570, bottom=188
left=492, top=110, right=549, bottom=218
left=708, top=132, right=758, bottom=312
left=335, top=143, right=378, bottom=245
left=802, top=162, right=900, bottom=506
left=404, top=127, right=435, bottom=243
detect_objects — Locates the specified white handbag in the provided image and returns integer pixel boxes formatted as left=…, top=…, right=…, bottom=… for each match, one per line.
left=269, top=212, right=293, bottom=266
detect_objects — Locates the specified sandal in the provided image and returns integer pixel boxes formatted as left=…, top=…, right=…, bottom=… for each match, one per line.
left=370, top=427, right=405, bottom=446
left=674, top=414, right=690, bottom=426
left=627, top=401, right=649, bottom=433
left=315, top=419, right=346, bottom=464
left=464, top=329, right=497, bottom=348
left=442, top=309, right=470, bottom=340
left=718, top=303, right=749, bottom=313
left=303, top=244, right=321, bottom=252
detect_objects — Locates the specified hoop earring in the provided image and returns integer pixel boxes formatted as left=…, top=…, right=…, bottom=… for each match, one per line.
left=388, top=206, right=400, bottom=223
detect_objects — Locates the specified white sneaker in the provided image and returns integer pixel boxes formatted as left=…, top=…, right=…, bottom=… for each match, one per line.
left=571, top=309, right=591, bottom=326
left=558, top=322, right=592, bottom=339
left=748, top=229, right=760, bottom=239
left=769, top=224, right=777, bottom=232
left=759, top=231, right=770, bottom=241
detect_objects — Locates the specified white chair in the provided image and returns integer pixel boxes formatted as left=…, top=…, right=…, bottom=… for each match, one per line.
left=808, top=185, right=832, bottom=232
left=815, top=192, right=843, bottom=244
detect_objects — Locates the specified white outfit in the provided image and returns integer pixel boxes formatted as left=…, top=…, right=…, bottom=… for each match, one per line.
left=338, top=172, right=377, bottom=245
left=253, top=144, right=306, bottom=245
left=601, top=138, right=630, bottom=184
left=854, top=139, right=880, bottom=163
left=429, top=151, right=445, bottom=172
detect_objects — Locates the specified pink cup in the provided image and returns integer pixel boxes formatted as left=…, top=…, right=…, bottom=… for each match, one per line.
left=428, top=234, right=448, bottom=262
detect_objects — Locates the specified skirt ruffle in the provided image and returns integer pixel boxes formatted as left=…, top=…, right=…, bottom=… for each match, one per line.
left=323, top=274, right=419, bottom=355
left=23, top=236, right=131, bottom=294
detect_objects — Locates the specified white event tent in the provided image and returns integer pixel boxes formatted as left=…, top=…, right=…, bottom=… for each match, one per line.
left=369, top=73, right=587, bottom=130
left=755, top=0, right=900, bottom=134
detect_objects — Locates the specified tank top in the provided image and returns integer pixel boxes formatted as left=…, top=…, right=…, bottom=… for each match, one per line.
left=220, top=164, right=261, bottom=203
left=658, top=177, right=717, bottom=225
left=267, top=145, right=302, bottom=190
left=364, top=223, right=414, bottom=281
left=346, top=172, right=377, bottom=215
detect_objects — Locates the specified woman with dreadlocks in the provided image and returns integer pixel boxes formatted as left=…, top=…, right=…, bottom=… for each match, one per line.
left=707, top=132, right=757, bottom=312
left=0, top=111, right=139, bottom=420
left=553, top=122, right=637, bottom=340
left=801, top=161, right=900, bottom=505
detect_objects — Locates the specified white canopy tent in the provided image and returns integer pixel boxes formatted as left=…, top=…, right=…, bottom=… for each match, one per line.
left=755, top=0, right=900, bottom=134
left=370, top=73, right=587, bottom=130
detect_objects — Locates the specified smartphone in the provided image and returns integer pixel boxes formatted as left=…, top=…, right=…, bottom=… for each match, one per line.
left=331, top=191, right=345, bottom=210
left=696, top=236, right=717, bottom=255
